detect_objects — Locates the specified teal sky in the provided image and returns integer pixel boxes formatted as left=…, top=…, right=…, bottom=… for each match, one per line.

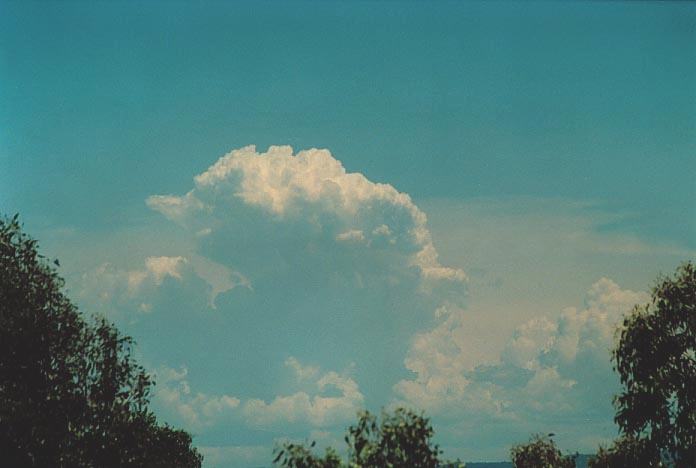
left=2, top=1, right=695, bottom=466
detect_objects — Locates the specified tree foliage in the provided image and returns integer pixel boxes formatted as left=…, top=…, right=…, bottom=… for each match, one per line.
left=509, top=434, right=576, bottom=468
left=346, top=408, right=441, bottom=468
left=588, top=435, right=661, bottom=468
left=273, top=441, right=342, bottom=468
left=0, top=215, right=202, bottom=467
left=612, top=262, right=695, bottom=466
left=274, top=408, right=441, bottom=468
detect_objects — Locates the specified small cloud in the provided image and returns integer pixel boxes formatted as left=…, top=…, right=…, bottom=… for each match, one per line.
left=244, top=360, right=364, bottom=428
left=336, top=229, right=365, bottom=243
left=285, top=356, right=320, bottom=381
left=145, top=256, right=187, bottom=284
left=372, top=224, right=392, bottom=237
left=153, top=365, right=240, bottom=430
left=76, top=254, right=251, bottom=318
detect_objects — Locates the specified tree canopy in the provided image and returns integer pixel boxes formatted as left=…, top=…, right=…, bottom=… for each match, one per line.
left=274, top=408, right=442, bottom=468
left=611, top=262, right=695, bottom=466
left=588, top=435, right=661, bottom=468
left=509, top=434, right=576, bottom=468
left=0, top=215, right=202, bottom=467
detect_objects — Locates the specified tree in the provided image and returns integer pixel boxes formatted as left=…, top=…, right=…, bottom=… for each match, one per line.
left=588, top=435, right=661, bottom=468
left=345, top=408, right=441, bottom=468
left=509, top=434, right=576, bottom=468
left=612, top=262, right=695, bottom=467
left=0, top=215, right=202, bottom=467
left=273, top=441, right=342, bottom=468
left=274, top=408, right=442, bottom=468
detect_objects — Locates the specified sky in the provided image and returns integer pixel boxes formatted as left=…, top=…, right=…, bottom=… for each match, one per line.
left=1, top=1, right=695, bottom=466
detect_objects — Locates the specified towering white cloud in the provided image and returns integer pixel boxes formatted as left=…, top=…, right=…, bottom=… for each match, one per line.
left=75, top=145, right=480, bottom=465
left=146, top=145, right=466, bottom=284
left=76, top=146, right=468, bottom=445
left=138, top=146, right=469, bottom=416
left=61, top=143, right=683, bottom=465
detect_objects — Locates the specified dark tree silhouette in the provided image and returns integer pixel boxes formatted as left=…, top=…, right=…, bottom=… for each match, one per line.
left=274, top=408, right=441, bottom=468
left=273, top=441, right=342, bottom=468
left=611, top=262, right=695, bottom=467
left=346, top=408, right=441, bottom=468
left=0, top=215, right=202, bottom=467
left=588, top=435, right=661, bottom=468
left=509, top=434, right=576, bottom=468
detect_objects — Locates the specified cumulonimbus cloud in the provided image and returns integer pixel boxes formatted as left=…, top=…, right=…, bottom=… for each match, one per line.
left=70, top=143, right=664, bottom=465
left=78, top=144, right=468, bottom=428
left=146, top=145, right=466, bottom=285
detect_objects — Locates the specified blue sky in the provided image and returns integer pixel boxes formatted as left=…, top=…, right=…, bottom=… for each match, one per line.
left=1, top=1, right=695, bottom=465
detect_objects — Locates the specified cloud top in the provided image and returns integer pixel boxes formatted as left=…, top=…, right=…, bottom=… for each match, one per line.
left=147, top=145, right=465, bottom=284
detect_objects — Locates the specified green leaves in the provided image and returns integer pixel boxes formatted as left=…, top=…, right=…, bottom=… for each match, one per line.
left=611, top=262, right=696, bottom=467
left=348, top=408, right=441, bottom=468
left=274, top=408, right=441, bottom=468
left=273, top=442, right=342, bottom=468
left=588, top=435, right=661, bottom=468
left=0, top=215, right=202, bottom=467
left=510, top=434, right=576, bottom=468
